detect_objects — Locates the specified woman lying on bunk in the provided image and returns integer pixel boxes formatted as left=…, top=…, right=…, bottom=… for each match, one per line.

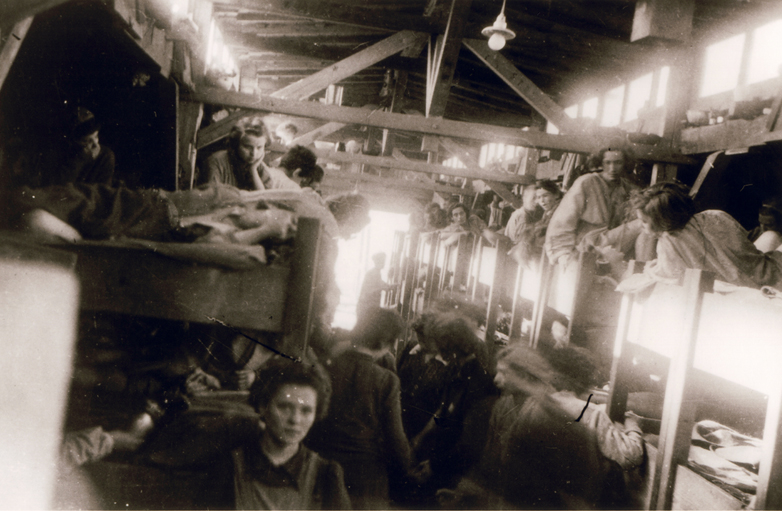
left=618, top=181, right=782, bottom=293
left=438, top=343, right=644, bottom=510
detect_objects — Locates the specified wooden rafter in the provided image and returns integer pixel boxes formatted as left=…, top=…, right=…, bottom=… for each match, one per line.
left=196, top=30, right=427, bottom=149
left=323, top=168, right=464, bottom=197
left=0, top=16, right=33, bottom=93
left=310, top=147, right=532, bottom=185
left=211, top=0, right=443, bottom=33
left=462, top=38, right=580, bottom=134
left=0, top=0, right=66, bottom=26
left=187, top=87, right=693, bottom=163
left=437, top=137, right=523, bottom=209
left=426, top=0, right=472, bottom=118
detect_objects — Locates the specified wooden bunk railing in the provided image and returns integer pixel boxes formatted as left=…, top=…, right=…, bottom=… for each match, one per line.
left=607, top=266, right=782, bottom=510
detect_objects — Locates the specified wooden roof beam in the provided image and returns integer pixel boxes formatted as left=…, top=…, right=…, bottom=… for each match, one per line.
left=311, top=147, right=533, bottom=185
left=210, top=0, right=443, bottom=33
left=463, top=38, right=580, bottom=134
left=0, top=16, right=33, bottom=93
left=187, top=87, right=693, bottom=164
left=437, top=137, right=522, bottom=209
left=425, top=0, right=473, bottom=118
left=196, top=30, right=427, bottom=149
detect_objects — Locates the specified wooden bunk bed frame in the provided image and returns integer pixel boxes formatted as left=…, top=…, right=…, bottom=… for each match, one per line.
left=61, top=216, right=324, bottom=360
left=607, top=265, right=782, bottom=509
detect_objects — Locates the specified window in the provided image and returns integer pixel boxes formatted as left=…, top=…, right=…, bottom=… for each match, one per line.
left=564, top=104, right=578, bottom=119
left=656, top=66, right=670, bottom=107
left=624, top=73, right=653, bottom=122
left=700, top=34, right=745, bottom=96
left=442, top=156, right=465, bottom=168
left=601, top=85, right=625, bottom=127
left=479, top=143, right=524, bottom=168
left=546, top=122, right=560, bottom=135
left=747, top=19, right=782, bottom=84
left=582, top=97, right=598, bottom=119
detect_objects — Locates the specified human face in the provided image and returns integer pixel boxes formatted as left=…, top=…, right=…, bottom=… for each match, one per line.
left=76, top=131, right=101, bottom=160
left=759, top=213, right=778, bottom=233
left=602, top=150, right=625, bottom=182
left=263, top=384, right=317, bottom=448
left=237, top=134, right=267, bottom=165
left=636, top=210, right=658, bottom=236
left=452, top=206, right=468, bottom=226
left=536, top=189, right=558, bottom=211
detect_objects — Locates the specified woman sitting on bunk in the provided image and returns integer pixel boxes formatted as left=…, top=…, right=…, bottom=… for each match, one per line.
left=440, top=202, right=503, bottom=247
left=618, top=181, right=782, bottom=293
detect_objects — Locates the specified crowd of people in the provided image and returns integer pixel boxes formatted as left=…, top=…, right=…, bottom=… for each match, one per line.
left=6, top=106, right=782, bottom=510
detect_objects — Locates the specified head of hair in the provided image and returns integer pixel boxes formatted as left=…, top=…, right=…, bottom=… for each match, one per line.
left=326, top=193, right=371, bottom=238
left=536, top=179, right=563, bottom=199
left=631, top=181, right=696, bottom=233
left=276, top=121, right=298, bottom=138
left=371, top=252, right=386, bottom=267
left=430, top=296, right=487, bottom=328
left=279, top=145, right=317, bottom=175
left=497, top=343, right=598, bottom=394
left=595, top=146, right=633, bottom=168
left=429, top=312, right=486, bottom=364
left=249, top=358, right=332, bottom=421
left=70, top=107, right=100, bottom=140
left=352, top=307, right=403, bottom=351
left=228, top=118, right=269, bottom=153
left=447, top=202, right=469, bottom=220
left=424, top=203, right=448, bottom=230
left=303, top=164, right=325, bottom=183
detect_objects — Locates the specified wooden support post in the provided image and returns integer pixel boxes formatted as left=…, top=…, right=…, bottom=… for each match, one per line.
left=689, top=150, right=724, bottom=198
left=283, top=217, right=322, bottom=361
left=452, top=233, right=472, bottom=293
left=470, top=236, right=484, bottom=302
left=649, top=269, right=714, bottom=510
left=605, top=260, right=646, bottom=422
left=425, top=0, right=472, bottom=117
left=177, top=100, right=204, bottom=190
left=0, top=16, right=33, bottom=94
left=530, top=254, right=555, bottom=349
left=400, top=232, right=420, bottom=322
left=485, top=238, right=511, bottom=352
left=756, top=376, right=782, bottom=509
left=423, top=232, right=440, bottom=308
left=508, top=264, right=525, bottom=341
left=438, top=242, right=453, bottom=293
left=566, top=250, right=597, bottom=344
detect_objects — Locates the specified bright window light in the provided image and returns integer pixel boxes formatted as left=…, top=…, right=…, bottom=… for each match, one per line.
left=747, top=19, right=782, bottom=84
left=601, top=85, right=625, bottom=127
left=479, top=145, right=488, bottom=167
left=332, top=210, right=410, bottom=330
left=582, top=97, right=598, bottom=119
left=656, top=66, right=670, bottom=107
left=546, top=122, right=560, bottom=134
left=564, top=104, right=578, bottom=119
left=442, top=156, right=465, bottom=168
left=624, top=73, right=653, bottom=122
left=700, top=34, right=745, bottom=97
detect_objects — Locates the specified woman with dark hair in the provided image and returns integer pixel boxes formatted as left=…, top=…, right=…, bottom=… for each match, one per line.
left=546, top=146, right=638, bottom=267
left=441, top=202, right=503, bottom=246
left=619, top=182, right=782, bottom=292
left=307, top=307, right=411, bottom=509
left=509, top=179, right=563, bottom=268
left=748, top=198, right=782, bottom=252
left=204, top=118, right=299, bottom=191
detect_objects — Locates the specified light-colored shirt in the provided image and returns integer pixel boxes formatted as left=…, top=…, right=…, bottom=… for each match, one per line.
left=205, top=150, right=299, bottom=191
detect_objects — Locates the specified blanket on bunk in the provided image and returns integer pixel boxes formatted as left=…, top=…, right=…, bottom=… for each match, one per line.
left=3, top=183, right=335, bottom=269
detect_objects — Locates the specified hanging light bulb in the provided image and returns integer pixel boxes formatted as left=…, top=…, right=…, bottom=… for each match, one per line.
left=482, top=0, right=516, bottom=51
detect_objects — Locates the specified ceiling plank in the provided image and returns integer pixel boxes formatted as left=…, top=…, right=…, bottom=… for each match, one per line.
left=187, top=87, right=693, bottom=164
left=462, top=38, right=580, bottom=134
left=211, top=0, right=442, bottom=33
left=197, top=31, right=427, bottom=149
left=426, top=0, right=472, bottom=118
left=437, top=137, right=522, bottom=209
left=323, top=168, right=464, bottom=196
